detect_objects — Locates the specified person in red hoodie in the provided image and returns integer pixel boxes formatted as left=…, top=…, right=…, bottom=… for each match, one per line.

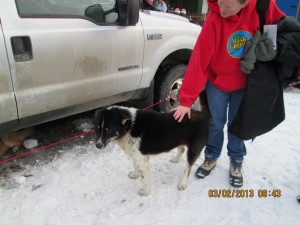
left=171, top=0, right=285, bottom=187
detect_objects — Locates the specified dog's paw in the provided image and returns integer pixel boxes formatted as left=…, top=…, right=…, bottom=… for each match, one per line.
left=177, top=182, right=188, bottom=191
left=170, top=157, right=180, bottom=163
left=138, top=188, right=150, bottom=196
left=12, top=145, right=21, bottom=152
left=128, top=171, right=139, bottom=179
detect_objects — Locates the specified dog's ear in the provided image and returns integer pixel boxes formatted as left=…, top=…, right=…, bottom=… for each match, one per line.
left=120, top=110, right=131, bottom=125
left=121, top=119, right=127, bottom=125
left=94, top=109, right=102, bottom=117
left=93, top=109, right=102, bottom=125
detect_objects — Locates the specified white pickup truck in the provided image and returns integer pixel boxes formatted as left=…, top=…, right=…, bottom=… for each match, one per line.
left=0, top=0, right=201, bottom=134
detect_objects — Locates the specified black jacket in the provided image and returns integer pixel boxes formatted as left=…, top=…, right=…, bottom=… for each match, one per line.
left=228, top=17, right=300, bottom=140
left=275, top=17, right=300, bottom=86
left=229, top=60, right=285, bottom=140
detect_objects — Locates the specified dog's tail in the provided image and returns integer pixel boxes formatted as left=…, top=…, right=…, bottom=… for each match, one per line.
left=189, top=90, right=211, bottom=122
left=199, top=90, right=209, bottom=111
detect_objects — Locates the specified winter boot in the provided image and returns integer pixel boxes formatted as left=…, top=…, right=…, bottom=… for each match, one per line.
left=196, top=159, right=217, bottom=179
left=229, top=162, right=243, bottom=188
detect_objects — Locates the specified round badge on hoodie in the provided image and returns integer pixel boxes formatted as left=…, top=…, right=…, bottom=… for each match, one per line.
left=227, top=31, right=253, bottom=58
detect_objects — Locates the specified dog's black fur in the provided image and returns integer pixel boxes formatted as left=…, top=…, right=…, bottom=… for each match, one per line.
left=94, top=92, right=210, bottom=196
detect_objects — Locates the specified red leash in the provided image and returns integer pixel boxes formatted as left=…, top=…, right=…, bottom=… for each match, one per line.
left=0, top=95, right=173, bottom=165
left=0, top=130, right=95, bottom=165
left=287, top=81, right=300, bottom=88
left=142, top=96, right=171, bottom=110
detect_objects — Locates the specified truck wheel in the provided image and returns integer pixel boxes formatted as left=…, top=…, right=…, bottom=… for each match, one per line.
left=155, top=64, right=201, bottom=112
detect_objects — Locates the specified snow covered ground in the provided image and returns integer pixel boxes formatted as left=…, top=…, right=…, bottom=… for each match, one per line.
left=0, top=88, right=299, bottom=225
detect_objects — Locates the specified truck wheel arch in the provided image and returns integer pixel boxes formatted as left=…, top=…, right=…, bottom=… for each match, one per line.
left=153, top=48, right=200, bottom=112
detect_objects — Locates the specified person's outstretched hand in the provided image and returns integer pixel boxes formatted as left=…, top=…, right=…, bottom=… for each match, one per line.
left=170, top=105, right=191, bottom=122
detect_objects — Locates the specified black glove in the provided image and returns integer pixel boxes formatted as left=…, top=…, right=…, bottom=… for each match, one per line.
left=255, top=32, right=277, bottom=62
left=240, top=31, right=261, bottom=74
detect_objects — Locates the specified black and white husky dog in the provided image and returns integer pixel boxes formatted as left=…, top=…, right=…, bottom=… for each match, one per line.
left=94, top=94, right=210, bottom=196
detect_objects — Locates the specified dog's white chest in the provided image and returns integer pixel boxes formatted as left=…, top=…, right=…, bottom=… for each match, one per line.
left=116, top=133, right=142, bottom=158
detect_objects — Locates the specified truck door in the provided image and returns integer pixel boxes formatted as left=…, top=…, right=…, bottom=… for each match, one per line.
left=0, top=0, right=144, bottom=127
left=0, top=23, right=18, bottom=133
left=277, top=0, right=300, bottom=23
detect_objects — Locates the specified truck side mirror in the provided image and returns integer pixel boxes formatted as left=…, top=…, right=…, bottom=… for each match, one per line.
left=117, top=0, right=139, bottom=26
left=85, top=4, right=106, bottom=23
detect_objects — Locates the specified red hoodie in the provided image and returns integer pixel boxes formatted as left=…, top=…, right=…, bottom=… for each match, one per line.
left=179, top=0, right=285, bottom=107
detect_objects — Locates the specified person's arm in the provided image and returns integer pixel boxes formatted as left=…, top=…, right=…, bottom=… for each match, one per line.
left=265, top=0, right=285, bottom=24
left=163, top=3, right=167, bottom=12
left=180, top=15, right=215, bottom=107
left=172, top=14, right=215, bottom=121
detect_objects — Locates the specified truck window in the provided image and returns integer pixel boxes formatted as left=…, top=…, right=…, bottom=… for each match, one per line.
left=15, top=0, right=118, bottom=23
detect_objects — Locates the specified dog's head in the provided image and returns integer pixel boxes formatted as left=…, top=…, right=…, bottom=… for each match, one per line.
left=93, top=106, right=132, bottom=149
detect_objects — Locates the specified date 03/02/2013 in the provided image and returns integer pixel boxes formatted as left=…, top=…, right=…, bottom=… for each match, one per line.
left=208, top=189, right=281, bottom=198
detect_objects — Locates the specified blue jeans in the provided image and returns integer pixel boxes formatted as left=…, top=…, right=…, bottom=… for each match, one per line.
left=204, top=81, right=246, bottom=166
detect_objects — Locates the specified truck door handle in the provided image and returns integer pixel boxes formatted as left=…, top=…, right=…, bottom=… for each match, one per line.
left=11, top=36, right=33, bottom=62
left=290, top=5, right=296, bottom=8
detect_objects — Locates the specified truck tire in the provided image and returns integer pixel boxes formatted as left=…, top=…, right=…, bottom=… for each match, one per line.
left=155, top=64, right=201, bottom=112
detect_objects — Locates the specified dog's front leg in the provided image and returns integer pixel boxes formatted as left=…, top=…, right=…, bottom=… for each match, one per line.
left=136, top=155, right=151, bottom=196
left=128, top=161, right=139, bottom=179
left=177, top=162, right=191, bottom=191
left=170, top=145, right=185, bottom=163
left=12, top=145, right=21, bottom=153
